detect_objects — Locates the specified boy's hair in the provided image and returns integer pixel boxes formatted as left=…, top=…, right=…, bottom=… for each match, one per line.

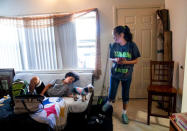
left=65, top=72, right=79, bottom=82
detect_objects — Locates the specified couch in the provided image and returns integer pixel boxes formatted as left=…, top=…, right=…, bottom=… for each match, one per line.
left=1, top=71, right=94, bottom=130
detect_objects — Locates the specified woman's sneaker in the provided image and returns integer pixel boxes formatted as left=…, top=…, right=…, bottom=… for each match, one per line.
left=102, top=102, right=112, bottom=112
left=122, top=114, right=129, bottom=124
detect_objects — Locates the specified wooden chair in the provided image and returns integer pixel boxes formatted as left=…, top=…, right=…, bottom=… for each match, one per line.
left=147, top=61, right=177, bottom=125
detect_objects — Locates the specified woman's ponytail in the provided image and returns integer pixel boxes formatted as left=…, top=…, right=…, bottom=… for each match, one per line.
left=114, top=25, right=133, bottom=42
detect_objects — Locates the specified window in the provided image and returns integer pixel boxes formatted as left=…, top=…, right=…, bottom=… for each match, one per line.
left=0, top=19, right=23, bottom=70
left=75, top=12, right=96, bottom=69
left=0, top=18, right=58, bottom=71
left=0, top=10, right=98, bottom=71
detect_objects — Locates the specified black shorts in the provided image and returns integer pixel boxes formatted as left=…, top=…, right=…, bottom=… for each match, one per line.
left=35, top=82, right=49, bottom=96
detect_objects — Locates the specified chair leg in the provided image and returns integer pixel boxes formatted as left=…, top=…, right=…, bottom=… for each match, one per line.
left=173, top=94, right=176, bottom=113
left=147, top=93, right=152, bottom=125
left=162, top=96, right=165, bottom=110
left=168, top=96, right=171, bottom=116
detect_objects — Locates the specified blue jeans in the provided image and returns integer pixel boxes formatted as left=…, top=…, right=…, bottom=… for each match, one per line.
left=108, top=76, right=132, bottom=104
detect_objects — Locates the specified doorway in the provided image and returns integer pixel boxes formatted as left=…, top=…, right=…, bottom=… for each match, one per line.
left=115, top=7, right=159, bottom=98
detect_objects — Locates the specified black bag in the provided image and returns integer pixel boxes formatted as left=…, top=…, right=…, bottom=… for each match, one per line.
left=12, top=79, right=29, bottom=97
left=97, top=96, right=108, bottom=108
left=87, top=108, right=113, bottom=131
left=87, top=115, right=104, bottom=130
left=97, top=96, right=113, bottom=116
left=14, top=95, right=44, bottom=114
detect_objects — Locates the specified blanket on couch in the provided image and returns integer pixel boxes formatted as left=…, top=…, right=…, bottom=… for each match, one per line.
left=30, top=97, right=68, bottom=130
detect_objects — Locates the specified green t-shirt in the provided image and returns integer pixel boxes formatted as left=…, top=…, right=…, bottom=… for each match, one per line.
left=110, top=41, right=140, bottom=80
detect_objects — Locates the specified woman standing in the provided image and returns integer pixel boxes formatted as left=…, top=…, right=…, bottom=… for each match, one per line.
left=102, top=25, right=141, bottom=124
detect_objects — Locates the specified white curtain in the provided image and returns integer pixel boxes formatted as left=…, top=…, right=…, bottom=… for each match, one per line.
left=23, top=19, right=58, bottom=70
left=0, top=19, right=23, bottom=70
left=0, top=18, right=78, bottom=71
left=54, top=21, right=78, bottom=69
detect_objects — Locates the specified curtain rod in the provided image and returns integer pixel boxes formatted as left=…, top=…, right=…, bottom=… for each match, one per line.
left=0, top=8, right=97, bottom=18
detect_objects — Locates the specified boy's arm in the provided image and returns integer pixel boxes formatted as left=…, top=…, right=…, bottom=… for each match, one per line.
left=40, top=84, right=52, bottom=96
left=67, top=87, right=75, bottom=97
left=67, top=94, right=74, bottom=97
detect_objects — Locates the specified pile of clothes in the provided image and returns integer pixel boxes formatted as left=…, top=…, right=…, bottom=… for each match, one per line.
left=171, top=112, right=187, bottom=130
left=0, top=95, right=13, bottom=119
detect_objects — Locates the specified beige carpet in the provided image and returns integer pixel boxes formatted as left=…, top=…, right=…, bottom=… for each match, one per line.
left=112, top=99, right=169, bottom=131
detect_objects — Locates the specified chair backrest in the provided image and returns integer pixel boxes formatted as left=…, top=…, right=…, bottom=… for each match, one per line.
left=150, top=61, right=174, bottom=86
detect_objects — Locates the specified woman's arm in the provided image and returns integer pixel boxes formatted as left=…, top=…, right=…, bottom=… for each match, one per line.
left=117, top=58, right=138, bottom=65
left=40, top=84, right=52, bottom=96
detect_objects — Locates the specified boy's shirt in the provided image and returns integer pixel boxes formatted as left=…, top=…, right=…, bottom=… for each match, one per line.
left=27, top=81, right=46, bottom=96
left=47, top=79, right=74, bottom=97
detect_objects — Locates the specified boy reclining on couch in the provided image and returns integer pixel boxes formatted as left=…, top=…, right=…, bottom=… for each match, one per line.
left=28, top=72, right=79, bottom=97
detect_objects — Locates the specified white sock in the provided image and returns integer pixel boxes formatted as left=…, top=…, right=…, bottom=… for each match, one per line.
left=123, top=110, right=127, bottom=114
left=106, top=101, right=112, bottom=105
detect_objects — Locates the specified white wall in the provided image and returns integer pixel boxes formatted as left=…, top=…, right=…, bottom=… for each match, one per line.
left=165, top=0, right=187, bottom=112
left=182, top=40, right=187, bottom=112
left=0, top=0, right=165, bottom=96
